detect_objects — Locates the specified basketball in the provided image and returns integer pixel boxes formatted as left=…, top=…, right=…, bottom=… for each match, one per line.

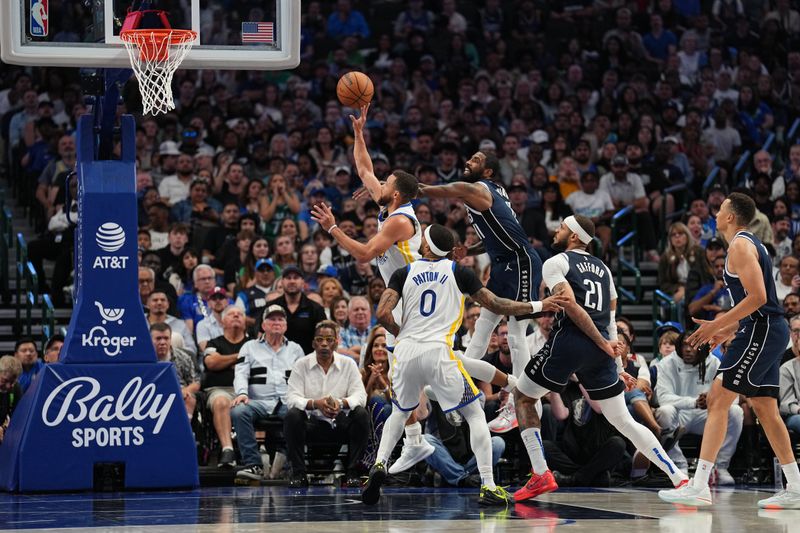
left=336, top=71, right=374, bottom=108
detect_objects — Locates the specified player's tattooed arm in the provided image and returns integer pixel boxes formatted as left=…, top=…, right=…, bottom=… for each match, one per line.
left=472, top=288, right=566, bottom=316
left=551, top=282, right=615, bottom=357
left=376, top=288, right=401, bottom=337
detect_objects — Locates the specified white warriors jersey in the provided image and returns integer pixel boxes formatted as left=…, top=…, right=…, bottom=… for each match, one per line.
left=376, top=202, right=421, bottom=283
left=392, top=259, right=478, bottom=348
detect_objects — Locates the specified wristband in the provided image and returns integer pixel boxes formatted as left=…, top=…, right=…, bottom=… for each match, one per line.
left=530, top=301, right=543, bottom=313
left=615, top=356, right=624, bottom=374
left=328, top=224, right=338, bottom=233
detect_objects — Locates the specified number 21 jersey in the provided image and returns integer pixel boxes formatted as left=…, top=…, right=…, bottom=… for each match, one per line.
left=542, top=250, right=617, bottom=337
left=387, top=259, right=484, bottom=348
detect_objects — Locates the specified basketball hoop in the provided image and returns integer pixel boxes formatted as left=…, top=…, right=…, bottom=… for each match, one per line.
left=120, top=29, right=197, bottom=116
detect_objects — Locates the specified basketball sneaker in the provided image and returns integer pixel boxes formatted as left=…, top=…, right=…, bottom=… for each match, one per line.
left=513, top=470, right=558, bottom=502
left=758, top=485, right=800, bottom=509
left=236, top=465, right=264, bottom=481
left=361, top=462, right=387, bottom=506
left=387, top=438, right=435, bottom=474
left=479, top=485, right=513, bottom=506
left=658, top=479, right=712, bottom=506
left=487, top=402, right=518, bottom=433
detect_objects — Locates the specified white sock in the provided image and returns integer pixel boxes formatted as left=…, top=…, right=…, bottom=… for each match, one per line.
left=597, top=394, right=688, bottom=486
left=694, top=459, right=715, bottom=489
left=520, top=428, right=548, bottom=475
left=479, top=466, right=496, bottom=490
left=222, top=446, right=233, bottom=452
left=405, top=421, right=422, bottom=446
left=377, top=410, right=410, bottom=464
left=503, top=374, right=518, bottom=392
left=783, top=462, right=800, bottom=489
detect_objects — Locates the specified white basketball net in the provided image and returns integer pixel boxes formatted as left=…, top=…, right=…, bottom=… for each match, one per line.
left=120, top=30, right=197, bottom=116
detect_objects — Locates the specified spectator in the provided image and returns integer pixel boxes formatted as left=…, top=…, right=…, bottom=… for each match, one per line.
left=565, top=171, right=615, bottom=253
left=170, top=179, right=222, bottom=225
left=686, top=237, right=727, bottom=303
left=203, top=305, right=249, bottom=468
left=781, top=315, right=800, bottom=436
left=14, top=338, right=43, bottom=394
left=654, top=329, right=680, bottom=364
left=772, top=214, right=793, bottom=263
left=156, top=223, right=191, bottom=276
left=688, top=256, right=733, bottom=321
left=202, top=203, right=241, bottom=264
left=327, top=0, right=370, bottom=40
left=655, top=334, right=742, bottom=484
left=231, top=305, right=304, bottom=482
left=0, top=356, right=22, bottom=444
left=178, top=264, right=218, bottom=334
left=657, top=222, right=704, bottom=304
left=319, top=277, right=346, bottom=316
left=235, top=258, right=278, bottom=334
left=285, top=320, right=368, bottom=488
left=196, top=286, right=230, bottom=352
left=42, top=334, right=64, bottom=364
left=775, top=255, right=800, bottom=302
left=340, top=296, right=371, bottom=362
left=785, top=293, right=800, bottom=320
left=258, top=173, right=301, bottom=239
left=600, top=155, right=659, bottom=261
left=150, top=323, right=200, bottom=418
left=146, top=202, right=171, bottom=250
left=146, top=290, right=196, bottom=357
left=272, top=265, right=327, bottom=354
left=158, top=152, right=197, bottom=206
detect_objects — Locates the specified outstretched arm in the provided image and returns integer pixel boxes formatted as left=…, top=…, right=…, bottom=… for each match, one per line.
left=418, top=182, right=493, bottom=211
left=311, top=202, right=413, bottom=262
left=376, top=288, right=401, bottom=337
left=350, top=104, right=382, bottom=203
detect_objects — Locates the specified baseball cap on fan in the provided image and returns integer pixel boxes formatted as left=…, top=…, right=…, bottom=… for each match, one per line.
left=159, top=141, right=181, bottom=156
left=209, top=286, right=227, bottom=299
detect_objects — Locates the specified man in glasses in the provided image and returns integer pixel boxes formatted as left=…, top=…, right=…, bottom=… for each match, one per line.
left=232, top=305, right=305, bottom=482
left=285, top=320, right=368, bottom=488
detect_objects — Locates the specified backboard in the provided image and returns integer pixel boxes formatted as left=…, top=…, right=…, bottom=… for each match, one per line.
left=0, top=0, right=300, bottom=70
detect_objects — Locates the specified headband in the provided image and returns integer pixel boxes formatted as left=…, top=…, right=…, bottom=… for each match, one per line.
left=424, top=225, right=450, bottom=257
left=564, top=215, right=592, bottom=244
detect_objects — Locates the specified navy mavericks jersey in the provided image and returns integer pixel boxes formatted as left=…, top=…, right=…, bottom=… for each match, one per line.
left=543, top=250, right=616, bottom=337
left=464, top=179, right=537, bottom=259
left=723, top=231, right=783, bottom=319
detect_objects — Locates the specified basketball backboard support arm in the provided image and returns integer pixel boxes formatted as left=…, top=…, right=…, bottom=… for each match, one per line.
left=0, top=0, right=300, bottom=70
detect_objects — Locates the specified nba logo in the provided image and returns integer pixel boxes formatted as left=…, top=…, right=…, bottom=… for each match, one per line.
left=30, top=0, right=49, bottom=37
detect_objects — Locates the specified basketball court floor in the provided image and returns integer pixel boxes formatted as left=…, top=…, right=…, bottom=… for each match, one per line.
left=0, top=485, right=792, bottom=532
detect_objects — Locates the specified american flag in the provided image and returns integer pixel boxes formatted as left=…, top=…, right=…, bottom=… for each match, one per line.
left=241, top=22, right=274, bottom=44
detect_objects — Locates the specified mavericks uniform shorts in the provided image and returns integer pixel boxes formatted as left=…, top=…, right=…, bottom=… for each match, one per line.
left=487, top=248, right=540, bottom=303
left=717, top=316, right=788, bottom=398
left=518, top=325, right=624, bottom=401
left=390, top=341, right=482, bottom=413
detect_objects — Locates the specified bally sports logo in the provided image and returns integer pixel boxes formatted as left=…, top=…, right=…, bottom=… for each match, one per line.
left=93, top=222, right=129, bottom=269
left=81, top=301, right=136, bottom=357
left=41, top=376, right=175, bottom=448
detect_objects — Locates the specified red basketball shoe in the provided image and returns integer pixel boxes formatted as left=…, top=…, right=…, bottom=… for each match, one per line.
left=513, top=470, right=558, bottom=502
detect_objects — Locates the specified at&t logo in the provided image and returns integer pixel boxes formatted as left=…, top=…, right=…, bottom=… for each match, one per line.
left=81, top=300, right=136, bottom=357
left=93, top=222, right=128, bottom=269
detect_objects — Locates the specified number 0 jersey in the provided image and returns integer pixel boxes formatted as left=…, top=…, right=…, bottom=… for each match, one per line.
left=387, top=259, right=483, bottom=348
left=376, top=202, right=421, bottom=284
left=542, top=250, right=617, bottom=337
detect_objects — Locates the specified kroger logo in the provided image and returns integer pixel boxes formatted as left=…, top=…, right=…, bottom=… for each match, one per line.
left=96, top=222, right=125, bottom=252
left=81, top=301, right=136, bottom=357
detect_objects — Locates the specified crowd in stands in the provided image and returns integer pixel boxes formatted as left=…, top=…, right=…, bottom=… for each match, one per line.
left=3, top=0, right=800, bottom=486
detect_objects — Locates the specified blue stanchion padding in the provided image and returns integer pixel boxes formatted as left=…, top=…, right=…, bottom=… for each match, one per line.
left=60, top=114, right=153, bottom=365
left=0, top=363, right=198, bottom=491
left=0, top=110, right=198, bottom=492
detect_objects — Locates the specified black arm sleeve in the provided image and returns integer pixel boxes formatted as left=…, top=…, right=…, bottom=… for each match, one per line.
left=453, top=264, right=484, bottom=296
left=387, top=266, right=410, bottom=294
